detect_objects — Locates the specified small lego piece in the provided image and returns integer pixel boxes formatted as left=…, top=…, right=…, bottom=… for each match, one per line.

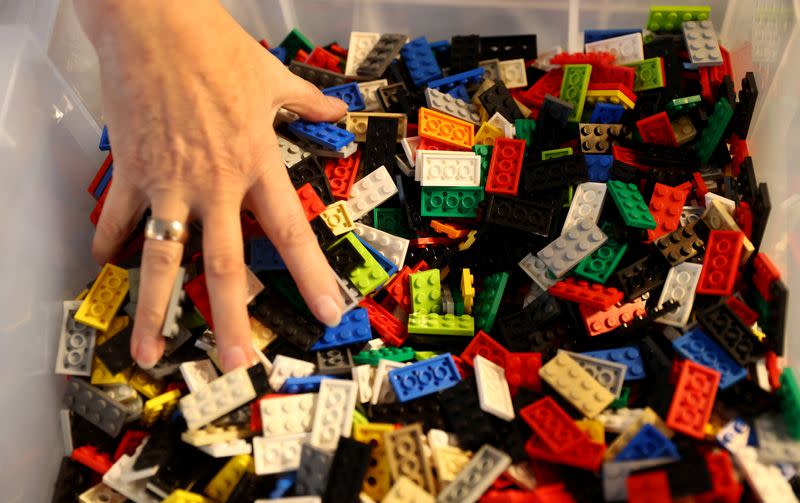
left=559, top=64, right=592, bottom=122
left=424, top=87, right=481, bottom=126
left=346, top=166, right=398, bottom=220
left=409, top=269, right=442, bottom=314
left=321, top=82, right=365, bottom=112
left=696, top=230, right=743, bottom=296
left=566, top=350, right=627, bottom=397
left=473, top=272, right=509, bottom=333
left=695, top=98, right=733, bottom=163
left=295, top=443, right=333, bottom=496
left=585, top=32, right=644, bottom=64
left=562, top=182, right=607, bottom=232
left=548, top=277, right=623, bottom=310
left=309, top=379, right=358, bottom=450
left=288, top=120, right=355, bottom=151
left=75, top=264, right=129, bottom=332
left=356, top=33, right=406, bottom=78
left=607, top=181, right=657, bottom=229
left=418, top=107, right=475, bottom=149
left=473, top=355, right=514, bottom=421
left=323, top=436, right=372, bottom=503
left=64, top=378, right=127, bottom=438
left=252, top=433, right=309, bottom=475
left=461, top=268, right=475, bottom=315
left=388, top=353, right=461, bottom=402
left=539, top=351, right=615, bottom=418
left=418, top=151, right=481, bottom=187
left=647, top=183, right=690, bottom=242
left=579, top=123, right=626, bottom=154
left=179, top=366, right=258, bottom=430
left=625, top=57, right=664, bottom=91
left=537, top=219, right=608, bottom=278
left=520, top=396, right=586, bottom=454
left=666, top=360, right=720, bottom=439
left=616, top=424, right=679, bottom=461
left=55, top=301, right=97, bottom=376
left=683, top=20, right=722, bottom=67
left=485, top=138, right=525, bottom=196
left=655, top=262, right=702, bottom=328
left=637, top=111, right=678, bottom=147
left=438, top=445, right=511, bottom=503
left=420, top=186, right=482, bottom=218
left=345, top=32, right=381, bottom=75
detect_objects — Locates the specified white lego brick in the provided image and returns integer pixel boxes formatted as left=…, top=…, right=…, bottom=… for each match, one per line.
left=474, top=355, right=514, bottom=421
left=683, top=20, right=723, bottom=67
left=357, top=79, right=389, bottom=112
left=310, top=379, right=358, bottom=450
left=419, top=152, right=481, bottom=187
left=120, top=440, right=158, bottom=483
left=487, top=111, right=513, bottom=133
left=277, top=134, right=312, bottom=168
left=437, top=445, right=511, bottom=503
left=564, top=350, right=627, bottom=397
left=755, top=358, right=772, bottom=392
left=255, top=497, right=321, bottom=503
left=596, top=408, right=644, bottom=434
left=102, top=454, right=158, bottom=503
left=253, top=433, right=310, bottom=475
left=260, top=393, right=318, bottom=438
left=432, top=445, right=472, bottom=483
left=656, top=262, right=703, bottom=328
left=705, top=192, right=736, bottom=214
left=269, top=355, right=316, bottom=391
left=424, top=88, right=481, bottom=125
left=346, top=32, right=382, bottom=75
left=498, top=58, right=528, bottom=88
left=585, top=32, right=644, bottom=65
left=479, top=58, right=501, bottom=82
left=182, top=424, right=246, bottom=446
left=352, top=364, right=376, bottom=403
left=198, top=438, right=253, bottom=458
left=562, top=182, right=607, bottom=233
left=161, top=267, right=185, bottom=338
left=179, top=359, right=218, bottom=393
left=415, top=149, right=474, bottom=182
left=537, top=219, right=607, bottom=278
left=179, top=366, right=257, bottom=430
left=602, top=457, right=677, bottom=501
left=371, top=359, right=406, bottom=405
left=518, top=253, right=556, bottom=289
left=503, top=123, right=516, bottom=139
left=426, top=428, right=457, bottom=450
left=367, top=338, right=385, bottom=350
left=734, top=446, right=799, bottom=503
left=245, top=268, right=265, bottom=304
left=680, top=206, right=704, bottom=226
left=347, top=166, right=399, bottom=220
left=79, top=483, right=127, bottom=503
left=532, top=45, right=564, bottom=71
left=395, top=154, right=415, bottom=178
left=754, top=413, right=800, bottom=464
left=60, top=409, right=73, bottom=456
left=353, top=222, right=410, bottom=268
left=56, top=300, right=97, bottom=376
left=401, top=136, right=422, bottom=167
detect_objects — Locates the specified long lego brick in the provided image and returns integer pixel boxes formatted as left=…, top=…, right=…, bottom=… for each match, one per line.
left=179, top=367, right=258, bottom=430
left=683, top=20, right=723, bottom=67
left=559, top=64, right=592, bottom=122
left=421, top=186, right=482, bottom=218
left=580, top=296, right=647, bottom=336
left=548, top=277, right=623, bottom=310
left=418, top=107, right=475, bottom=150
left=673, top=327, right=747, bottom=390
left=539, top=351, right=614, bottom=417
left=288, top=120, right=355, bottom=151
left=696, top=230, right=743, bottom=296
left=437, top=445, right=511, bottom=503
left=356, top=33, right=406, bottom=78
left=485, top=138, right=525, bottom=195
left=520, top=396, right=587, bottom=454
left=424, top=87, right=481, bottom=125
left=666, top=360, right=720, bottom=439
left=407, top=313, right=474, bottom=337
left=309, top=379, right=358, bottom=450
left=695, top=98, right=733, bottom=163
left=55, top=300, right=97, bottom=376
left=655, top=262, right=702, bottom=328
left=346, top=166, right=399, bottom=220
left=388, top=353, right=461, bottom=402
left=64, top=378, right=127, bottom=438
left=384, top=424, right=437, bottom=495
left=537, top=220, right=608, bottom=278
left=697, top=303, right=763, bottom=366
left=419, top=151, right=481, bottom=187
left=646, top=183, right=690, bottom=242
left=485, top=195, right=555, bottom=237
left=585, top=32, right=644, bottom=64
left=75, top=264, right=129, bottom=332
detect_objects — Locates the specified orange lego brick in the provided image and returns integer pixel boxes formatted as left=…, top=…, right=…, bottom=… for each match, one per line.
left=418, top=107, right=475, bottom=149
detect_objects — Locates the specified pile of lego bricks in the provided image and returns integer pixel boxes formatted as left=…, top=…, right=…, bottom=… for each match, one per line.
left=57, top=5, right=799, bottom=503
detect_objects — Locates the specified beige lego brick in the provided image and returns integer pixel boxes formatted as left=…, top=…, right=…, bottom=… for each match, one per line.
left=384, top=423, right=436, bottom=496
left=383, top=476, right=435, bottom=503
left=538, top=351, right=615, bottom=418
left=345, top=112, right=408, bottom=142
left=432, top=445, right=472, bottom=483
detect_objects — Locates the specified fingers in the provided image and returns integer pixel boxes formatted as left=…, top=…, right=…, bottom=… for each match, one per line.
left=92, top=177, right=147, bottom=264
left=201, top=199, right=256, bottom=372
left=276, top=71, right=348, bottom=122
left=130, top=195, right=189, bottom=369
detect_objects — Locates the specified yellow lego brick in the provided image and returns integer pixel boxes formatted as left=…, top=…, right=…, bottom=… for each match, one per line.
left=752, top=325, right=767, bottom=342
left=249, top=316, right=277, bottom=351
left=74, top=288, right=89, bottom=301
left=181, top=425, right=249, bottom=447
left=320, top=201, right=356, bottom=236
left=604, top=407, right=671, bottom=460
left=345, top=112, right=408, bottom=142
left=95, top=316, right=130, bottom=345
left=128, top=369, right=165, bottom=399
left=461, top=269, right=475, bottom=315
left=585, top=89, right=635, bottom=110
left=383, top=476, right=436, bottom=503
left=141, top=389, right=182, bottom=427
left=474, top=122, right=504, bottom=146
left=91, top=357, right=131, bottom=386
left=576, top=419, right=606, bottom=444
left=162, top=490, right=211, bottom=503
left=432, top=445, right=472, bottom=483
left=354, top=422, right=395, bottom=501
left=538, top=351, right=614, bottom=418
left=457, top=230, right=477, bottom=251
left=75, top=264, right=129, bottom=331
left=204, top=455, right=255, bottom=503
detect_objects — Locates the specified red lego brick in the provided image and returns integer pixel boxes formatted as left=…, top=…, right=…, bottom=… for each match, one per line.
left=550, top=51, right=615, bottom=66
left=524, top=429, right=605, bottom=471
left=305, top=46, right=342, bottom=73
left=752, top=252, right=780, bottom=301
left=699, top=67, right=714, bottom=103
left=89, top=189, right=108, bottom=227
left=729, top=134, right=749, bottom=176
left=530, top=484, right=577, bottom=503
left=359, top=296, right=408, bottom=346
left=697, top=450, right=743, bottom=503
left=296, top=182, right=326, bottom=221
left=485, top=138, right=526, bottom=196
left=113, top=430, right=147, bottom=461
left=734, top=202, right=753, bottom=238
left=520, top=397, right=587, bottom=454
left=87, top=152, right=113, bottom=201
left=184, top=272, right=214, bottom=330
left=579, top=297, right=648, bottom=336
left=612, top=145, right=650, bottom=171
left=696, top=230, right=744, bottom=296
left=692, top=172, right=709, bottom=205
left=384, top=266, right=414, bottom=313
left=451, top=354, right=473, bottom=379
left=461, top=330, right=508, bottom=367
left=627, top=470, right=671, bottom=503
left=637, top=111, right=678, bottom=147
left=324, top=150, right=361, bottom=200
left=410, top=236, right=460, bottom=247
left=294, top=48, right=310, bottom=62
left=765, top=351, right=782, bottom=391
left=666, top=360, right=721, bottom=439
left=517, top=67, right=563, bottom=108
left=587, top=82, right=637, bottom=104
left=548, top=278, right=624, bottom=310
left=418, top=136, right=468, bottom=152
left=646, top=183, right=690, bottom=242
left=481, top=489, right=539, bottom=503
left=327, top=43, right=347, bottom=59
left=71, top=445, right=113, bottom=475
left=590, top=63, right=636, bottom=90
left=726, top=296, right=758, bottom=326
left=707, top=45, right=732, bottom=91
left=241, top=210, right=265, bottom=240
left=259, top=39, right=270, bottom=50
left=505, top=352, right=542, bottom=391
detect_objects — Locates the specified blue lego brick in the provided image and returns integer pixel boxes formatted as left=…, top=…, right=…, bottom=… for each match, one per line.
left=322, top=82, right=366, bottom=112
left=93, top=163, right=114, bottom=199
left=427, top=67, right=485, bottom=93
left=99, top=125, right=110, bottom=151
left=279, top=375, right=334, bottom=394
left=269, top=46, right=288, bottom=64
left=288, top=120, right=355, bottom=150
left=270, top=473, right=296, bottom=499
left=585, top=154, right=613, bottom=183
left=310, top=308, right=372, bottom=351
left=616, top=424, right=679, bottom=461
left=583, top=346, right=646, bottom=381
left=447, top=84, right=470, bottom=103
left=400, top=36, right=443, bottom=87
left=355, top=234, right=398, bottom=278
left=584, top=29, right=642, bottom=45
left=249, top=237, right=286, bottom=272
left=672, top=327, right=747, bottom=390
left=589, top=103, right=625, bottom=124
left=430, top=39, right=451, bottom=53
left=388, top=353, right=461, bottom=402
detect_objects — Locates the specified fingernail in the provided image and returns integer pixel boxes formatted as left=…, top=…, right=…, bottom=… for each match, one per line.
left=221, top=346, right=248, bottom=371
left=312, top=294, right=342, bottom=327
left=326, top=96, right=348, bottom=111
left=134, top=341, right=159, bottom=370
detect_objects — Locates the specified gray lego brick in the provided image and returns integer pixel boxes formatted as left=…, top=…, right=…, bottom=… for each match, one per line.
left=437, top=444, right=511, bottom=503
left=63, top=378, right=127, bottom=437
left=537, top=219, right=607, bottom=278
left=161, top=267, right=186, bottom=338
left=295, top=443, right=334, bottom=496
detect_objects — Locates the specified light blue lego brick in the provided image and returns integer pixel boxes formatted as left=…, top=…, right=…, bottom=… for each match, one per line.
left=94, top=163, right=114, bottom=199
left=288, top=120, right=355, bottom=150
left=279, top=375, right=334, bottom=394
left=589, top=102, right=625, bottom=124
left=447, top=84, right=470, bottom=103
left=672, top=326, right=747, bottom=390
left=583, top=346, right=646, bottom=381
left=269, top=473, right=296, bottom=499
left=310, top=308, right=372, bottom=351
left=585, top=155, right=613, bottom=182
left=99, top=125, right=110, bottom=151
left=584, top=29, right=642, bottom=45
left=400, top=36, right=442, bottom=87
left=249, top=237, right=286, bottom=272
left=388, top=353, right=461, bottom=402
left=322, top=82, right=366, bottom=112
left=616, top=424, right=679, bottom=461
left=427, top=67, right=485, bottom=92
left=269, top=46, right=288, bottom=64
left=354, top=234, right=398, bottom=278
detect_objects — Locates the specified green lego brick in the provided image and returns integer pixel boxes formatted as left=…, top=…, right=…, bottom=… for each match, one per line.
left=607, top=181, right=657, bottom=230
left=183, top=309, right=207, bottom=329
left=279, top=28, right=314, bottom=60
left=574, top=224, right=628, bottom=284
left=353, top=346, right=416, bottom=366
left=352, top=408, right=369, bottom=428
left=560, top=64, right=592, bottom=122
left=421, top=187, right=483, bottom=218
left=779, top=368, right=800, bottom=439
left=410, top=269, right=442, bottom=314
left=407, top=313, right=474, bottom=336
left=625, top=57, right=665, bottom=92
left=647, top=6, right=711, bottom=32
left=414, top=351, right=439, bottom=361
left=331, top=233, right=390, bottom=296
left=610, top=387, right=631, bottom=410
left=665, top=95, right=702, bottom=116
left=472, top=144, right=493, bottom=186
left=695, top=98, right=733, bottom=164
left=450, top=278, right=465, bottom=316
left=373, top=208, right=413, bottom=238
left=265, top=271, right=312, bottom=315
left=473, top=272, right=509, bottom=332
left=541, top=147, right=573, bottom=160
left=514, top=119, right=537, bottom=146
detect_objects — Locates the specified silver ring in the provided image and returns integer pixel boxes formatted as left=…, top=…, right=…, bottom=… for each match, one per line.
left=145, top=218, right=188, bottom=244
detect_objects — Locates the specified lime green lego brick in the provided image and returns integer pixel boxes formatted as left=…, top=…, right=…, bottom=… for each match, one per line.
left=473, top=272, right=509, bottom=332
left=563, top=185, right=574, bottom=209
left=779, top=368, right=800, bottom=439
left=607, top=181, right=657, bottom=230
left=353, top=408, right=369, bottom=429
left=373, top=208, right=413, bottom=238
left=410, top=269, right=442, bottom=315
left=695, top=98, right=733, bottom=164
left=610, top=387, right=631, bottom=410
left=473, top=144, right=493, bottom=186
left=647, top=6, right=711, bottom=32
left=514, top=119, right=537, bottom=146
left=625, top=57, right=665, bottom=92
left=421, top=187, right=483, bottom=218
left=574, top=225, right=628, bottom=284
left=560, top=64, right=592, bottom=122
left=414, top=351, right=440, bottom=361
left=665, top=95, right=702, bottom=115
left=407, top=313, right=474, bottom=336
left=279, top=28, right=314, bottom=59
left=541, top=147, right=573, bottom=160
left=353, top=346, right=416, bottom=366
left=333, top=233, right=390, bottom=295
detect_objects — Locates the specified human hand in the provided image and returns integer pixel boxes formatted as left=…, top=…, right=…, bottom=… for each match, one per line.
left=75, top=0, right=347, bottom=371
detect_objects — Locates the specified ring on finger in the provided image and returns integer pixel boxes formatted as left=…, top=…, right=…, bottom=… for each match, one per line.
left=144, top=217, right=189, bottom=244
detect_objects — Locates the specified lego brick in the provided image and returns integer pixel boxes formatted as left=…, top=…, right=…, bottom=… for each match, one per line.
left=559, top=64, right=592, bottom=122
left=179, top=366, right=258, bottom=430
left=55, top=301, right=97, bottom=376
left=418, top=151, right=481, bottom=187
left=75, top=264, right=129, bottom=331
left=655, top=221, right=705, bottom=266
left=288, top=120, right=355, bottom=151
left=416, top=149, right=474, bottom=181
left=269, top=354, right=315, bottom=391
left=616, top=424, right=679, bottom=461
left=479, top=58, right=500, bottom=82
left=625, top=57, right=664, bottom=91
left=361, top=116, right=399, bottom=175
left=64, top=378, right=126, bottom=438
left=585, top=88, right=636, bottom=110
left=461, top=268, right=475, bottom=315
left=497, top=58, right=528, bottom=88
left=353, top=423, right=394, bottom=500
left=297, top=183, right=327, bottom=221
left=474, top=122, right=504, bottom=146
left=519, top=154, right=589, bottom=194
left=388, top=353, right=461, bottom=402
left=345, top=32, right=381, bottom=75
left=259, top=393, right=317, bottom=438
left=590, top=103, right=626, bottom=125
left=479, top=81, right=524, bottom=122
left=683, top=20, right=722, bottom=67
left=695, top=98, right=733, bottom=163
left=562, top=182, right=607, bottom=232
left=322, top=436, right=372, bottom=503
left=102, top=454, right=158, bottom=503
left=252, top=287, right=325, bottom=351
left=539, top=351, right=615, bottom=418
left=424, top=87, right=481, bottom=126
left=311, top=308, right=371, bottom=351
left=602, top=458, right=676, bottom=502
left=626, top=470, right=671, bottom=503
left=295, top=443, right=333, bottom=496
left=565, top=350, right=627, bottom=397
left=520, top=396, right=586, bottom=454
left=666, top=360, right=720, bottom=439
left=437, top=445, right=511, bottom=503
left=417, top=107, right=475, bottom=149
left=356, top=33, right=406, bottom=78
left=249, top=237, right=286, bottom=272
left=382, top=476, right=434, bottom=503
left=409, top=269, right=442, bottom=314
left=754, top=413, right=800, bottom=464
left=428, top=67, right=485, bottom=93
left=585, top=32, right=644, bottom=64
left=647, top=183, right=690, bottom=242
left=310, top=379, right=358, bottom=450
left=485, top=138, right=525, bottom=196
left=315, top=347, right=354, bottom=375
left=637, top=111, right=678, bottom=147
left=604, top=407, right=671, bottom=461
left=646, top=6, right=710, bottom=31
left=702, top=200, right=755, bottom=263
left=399, top=37, right=442, bottom=87
left=574, top=224, right=628, bottom=284
left=537, top=219, right=608, bottom=278
left=346, top=166, right=398, bottom=220
left=179, top=359, right=218, bottom=394
left=607, top=181, right=656, bottom=229
left=252, top=433, right=309, bottom=475
left=671, top=115, right=697, bottom=144
left=473, top=272, right=509, bottom=333
left=324, top=150, right=361, bottom=201
left=331, top=233, right=390, bottom=295
left=420, top=186, right=482, bottom=218
left=485, top=195, right=556, bottom=237
left=655, top=262, right=702, bottom=328
left=578, top=123, right=625, bottom=154
left=473, top=355, right=514, bottom=421
left=583, top=346, right=646, bottom=381
left=384, top=423, right=437, bottom=495
left=696, top=230, right=743, bottom=296
left=321, top=82, right=365, bottom=112
left=518, top=253, right=557, bottom=290
left=449, top=34, right=481, bottom=73
left=699, top=300, right=765, bottom=366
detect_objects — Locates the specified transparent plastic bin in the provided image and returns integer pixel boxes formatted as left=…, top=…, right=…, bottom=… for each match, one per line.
left=0, top=0, right=797, bottom=499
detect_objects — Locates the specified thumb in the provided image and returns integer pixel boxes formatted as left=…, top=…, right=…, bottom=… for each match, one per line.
left=279, top=72, right=348, bottom=122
